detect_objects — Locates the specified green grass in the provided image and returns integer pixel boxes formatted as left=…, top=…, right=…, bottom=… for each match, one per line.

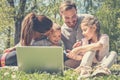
left=0, top=64, right=120, bottom=80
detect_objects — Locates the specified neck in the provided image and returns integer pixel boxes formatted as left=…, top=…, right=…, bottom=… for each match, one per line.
left=91, top=34, right=98, bottom=43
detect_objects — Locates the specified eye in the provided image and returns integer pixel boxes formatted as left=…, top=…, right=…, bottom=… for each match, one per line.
left=72, top=14, right=77, bottom=19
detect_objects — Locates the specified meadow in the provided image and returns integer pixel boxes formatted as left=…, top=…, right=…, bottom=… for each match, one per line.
left=0, top=64, right=120, bottom=80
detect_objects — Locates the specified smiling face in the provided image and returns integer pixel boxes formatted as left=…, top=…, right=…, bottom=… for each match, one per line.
left=48, top=30, right=61, bottom=45
left=81, top=23, right=97, bottom=41
left=80, top=16, right=100, bottom=41
left=61, top=8, right=77, bottom=28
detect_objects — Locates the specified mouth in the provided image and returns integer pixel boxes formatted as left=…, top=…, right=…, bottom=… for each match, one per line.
left=53, top=40, right=59, bottom=44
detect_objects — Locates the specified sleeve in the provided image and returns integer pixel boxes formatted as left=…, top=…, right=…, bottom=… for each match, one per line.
left=81, top=38, right=88, bottom=46
left=98, top=34, right=109, bottom=48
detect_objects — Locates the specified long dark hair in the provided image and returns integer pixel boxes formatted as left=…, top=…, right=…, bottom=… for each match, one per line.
left=20, top=12, right=53, bottom=46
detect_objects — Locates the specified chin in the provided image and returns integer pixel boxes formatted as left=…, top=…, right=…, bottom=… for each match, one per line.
left=68, top=25, right=75, bottom=28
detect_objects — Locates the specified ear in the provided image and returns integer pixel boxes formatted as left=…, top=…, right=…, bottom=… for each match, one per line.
left=59, top=11, right=63, bottom=17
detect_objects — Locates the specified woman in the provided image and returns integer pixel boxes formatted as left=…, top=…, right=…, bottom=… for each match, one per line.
left=0, top=12, right=53, bottom=67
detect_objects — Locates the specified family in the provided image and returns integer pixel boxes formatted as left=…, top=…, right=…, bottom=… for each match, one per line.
left=0, top=0, right=117, bottom=78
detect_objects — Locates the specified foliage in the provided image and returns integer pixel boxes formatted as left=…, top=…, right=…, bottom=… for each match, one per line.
left=0, top=0, right=14, bottom=50
left=0, top=64, right=120, bottom=80
left=25, top=0, right=63, bottom=24
left=95, top=0, right=120, bottom=53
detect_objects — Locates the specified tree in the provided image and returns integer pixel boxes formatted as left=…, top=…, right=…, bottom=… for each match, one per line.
left=0, top=0, right=14, bottom=49
left=7, top=0, right=27, bottom=44
left=95, top=0, right=120, bottom=53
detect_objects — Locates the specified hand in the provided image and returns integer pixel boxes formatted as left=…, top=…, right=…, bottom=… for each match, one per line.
left=72, top=41, right=82, bottom=48
left=4, top=47, right=15, bottom=53
left=66, top=53, right=83, bottom=60
left=69, top=47, right=80, bottom=55
left=66, top=49, right=71, bottom=53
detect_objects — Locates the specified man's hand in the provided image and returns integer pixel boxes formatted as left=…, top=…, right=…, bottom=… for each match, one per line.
left=72, top=41, right=82, bottom=48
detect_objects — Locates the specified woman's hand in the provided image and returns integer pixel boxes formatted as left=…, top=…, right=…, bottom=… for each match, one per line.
left=4, top=47, right=15, bottom=53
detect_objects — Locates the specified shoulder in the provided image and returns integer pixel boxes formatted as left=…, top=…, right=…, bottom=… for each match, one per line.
left=77, top=14, right=93, bottom=18
left=32, top=39, right=50, bottom=46
left=98, top=34, right=109, bottom=45
left=100, top=34, right=109, bottom=39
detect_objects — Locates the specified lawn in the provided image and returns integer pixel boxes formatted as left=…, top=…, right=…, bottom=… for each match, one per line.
left=0, top=64, right=120, bottom=80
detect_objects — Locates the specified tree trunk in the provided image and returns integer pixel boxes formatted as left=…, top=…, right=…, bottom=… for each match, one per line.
left=7, top=0, right=27, bottom=45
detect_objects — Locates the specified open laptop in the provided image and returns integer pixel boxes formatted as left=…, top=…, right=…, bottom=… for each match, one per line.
left=16, top=46, right=64, bottom=74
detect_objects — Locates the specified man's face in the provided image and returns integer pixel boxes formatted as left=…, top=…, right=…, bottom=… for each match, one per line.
left=61, top=8, right=77, bottom=28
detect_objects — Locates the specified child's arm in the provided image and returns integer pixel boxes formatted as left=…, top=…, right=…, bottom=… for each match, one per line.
left=66, top=53, right=83, bottom=60
left=70, top=34, right=109, bottom=55
left=70, top=42, right=103, bottom=55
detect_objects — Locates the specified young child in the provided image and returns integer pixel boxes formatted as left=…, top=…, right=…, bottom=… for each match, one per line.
left=67, top=16, right=117, bottom=78
left=32, top=23, right=63, bottom=47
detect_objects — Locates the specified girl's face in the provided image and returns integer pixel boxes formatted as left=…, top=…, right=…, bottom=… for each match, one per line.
left=81, top=23, right=96, bottom=40
left=48, top=30, right=61, bottom=45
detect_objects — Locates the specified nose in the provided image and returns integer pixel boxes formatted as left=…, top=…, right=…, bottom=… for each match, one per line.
left=69, top=18, right=74, bottom=23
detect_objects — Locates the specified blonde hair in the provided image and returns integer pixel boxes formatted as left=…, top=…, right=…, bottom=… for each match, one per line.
left=81, top=16, right=100, bottom=36
left=52, top=23, right=61, bottom=31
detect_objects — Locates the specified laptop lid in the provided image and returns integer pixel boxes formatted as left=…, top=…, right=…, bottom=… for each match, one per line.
left=16, top=46, right=64, bottom=74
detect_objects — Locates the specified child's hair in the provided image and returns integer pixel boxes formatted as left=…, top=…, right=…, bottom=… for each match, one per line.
left=20, top=12, right=53, bottom=46
left=81, top=16, right=100, bottom=38
left=59, top=0, right=76, bottom=13
left=51, top=23, right=61, bottom=33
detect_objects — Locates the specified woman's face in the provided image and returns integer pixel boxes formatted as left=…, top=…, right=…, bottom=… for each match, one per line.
left=33, top=32, right=41, bottom=40
left=48, top=30, right=61, bottom=45
left=81, top=23, right=96, bottom=40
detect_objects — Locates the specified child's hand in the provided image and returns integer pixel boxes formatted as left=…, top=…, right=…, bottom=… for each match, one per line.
left=72, top=41, right=82, bottom=48
left=66, top=52, right=83, bottom=60
left=69, top=47, right=80, bottom=55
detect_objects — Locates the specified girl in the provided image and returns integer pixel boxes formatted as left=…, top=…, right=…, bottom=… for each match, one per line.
left=67, top=16, right=117, bottom=78
left=0, top=12, right=53, bottom=67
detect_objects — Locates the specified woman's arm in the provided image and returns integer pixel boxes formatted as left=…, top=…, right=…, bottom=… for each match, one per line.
left=3, top=42, right=20, bottom=53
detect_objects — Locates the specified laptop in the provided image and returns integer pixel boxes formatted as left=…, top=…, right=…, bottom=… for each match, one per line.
left=16, top=46, right=64, bottom=74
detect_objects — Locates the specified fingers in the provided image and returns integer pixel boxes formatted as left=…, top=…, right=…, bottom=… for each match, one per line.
left=72, top=41, right=82, bottom=48
left=66, top=49, right=71, bottom=53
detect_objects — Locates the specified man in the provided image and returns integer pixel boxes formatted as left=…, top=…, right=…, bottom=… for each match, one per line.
left=59, top=0, right=93, bottom=68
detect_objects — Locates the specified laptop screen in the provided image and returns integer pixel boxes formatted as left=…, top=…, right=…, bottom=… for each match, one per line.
left=16, top=46, right=64, bottom=74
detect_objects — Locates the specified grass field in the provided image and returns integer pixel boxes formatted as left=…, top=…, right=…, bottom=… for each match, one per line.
left=0, top=64, right=120, bottom=80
